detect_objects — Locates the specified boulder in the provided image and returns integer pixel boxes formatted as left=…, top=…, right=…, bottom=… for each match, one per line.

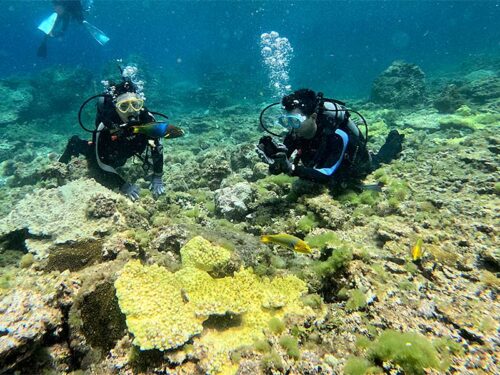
left=214, top=182, right=255, bottom=221
left=371, top=60, right=426, bottom=108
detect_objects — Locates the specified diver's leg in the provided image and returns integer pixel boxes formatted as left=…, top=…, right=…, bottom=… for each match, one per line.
left=59, top=135, right=90, bottom=163
left=37, top=35, right=49, bottom=58
left=85, top=138, right=127, bottom=190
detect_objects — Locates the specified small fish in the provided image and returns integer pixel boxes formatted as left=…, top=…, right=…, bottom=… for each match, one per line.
left=132, top=122, right=184, bottom=139
left=411, top=238, right=424, bottom=261
left=260, top=234, right=312, bottom=254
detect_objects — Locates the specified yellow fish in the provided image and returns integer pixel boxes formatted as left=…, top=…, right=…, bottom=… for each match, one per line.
left=260, top=234, right=312, bottom=254
left=411, top=238, right=424, bottom=261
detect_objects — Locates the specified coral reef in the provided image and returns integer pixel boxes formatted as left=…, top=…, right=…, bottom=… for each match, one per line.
left=0, top=179, right=128, bottom=259
left=0, top=81, right=33, bottom=125
left=0, top=289, right=62, bottom=371
left=0, top=58, right=498, bottom=374
left=214, top=182, right=255, bottom=221
left=115, top=236, right=320, bottom=374
left=371, top=60, right=426, bottom=108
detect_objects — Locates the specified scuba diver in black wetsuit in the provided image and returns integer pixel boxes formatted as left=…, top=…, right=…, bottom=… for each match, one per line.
left=256, top=89, right=404, bottom=189
left=59, top=67, right=184, bottom=201
left=37, top=0, right=109, bottom=58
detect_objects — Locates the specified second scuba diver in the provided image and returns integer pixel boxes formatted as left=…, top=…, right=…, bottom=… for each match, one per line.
left=37, top=0, right=109, bottom=58
left=257, top=88, right=404, bottom=189
left=59, top=66, right=183, bottom=201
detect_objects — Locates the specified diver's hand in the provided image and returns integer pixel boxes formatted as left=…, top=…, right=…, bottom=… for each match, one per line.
left=269, top=152, right=294, bottom=175
left=149, top=174, right=165, bottom=198
left=120, top=182, right=140, bottom=201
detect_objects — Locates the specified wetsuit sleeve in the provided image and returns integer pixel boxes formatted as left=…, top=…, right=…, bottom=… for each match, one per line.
left=151, top=138, right=164, bottom=175
left=283, top=133, right=297, bottom=158
left=293, top=129, right=349, bottom=183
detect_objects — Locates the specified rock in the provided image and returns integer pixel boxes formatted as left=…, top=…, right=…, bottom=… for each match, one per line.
left=230, top=143, right=260, bottom=171
left=0, top=179, right=128, bottom=259
left=478, top=247, right=500, bottom=273
left=303, top=193, right=346, bottom=230
left=29, top=66, right=93, bottom=116
left=199, top=151, right=232, bottom=190
left=86, top=193, right=117, bottom=219
left=214, top=182, right=255, bottom=221
left=150, top=224, right=189, bottom=254
left=0, top=140, right=21, bottom=163
left=252, top=162, right=269, bottom=180
left=0, top=82, right=33, bottom=125
left=371, top=60, right=426, bottom=108
left=433, top=84, right=465, bottom=113
left=0, top=289, right=62, bottom=372
left=102, top=233, right=140, bottom=260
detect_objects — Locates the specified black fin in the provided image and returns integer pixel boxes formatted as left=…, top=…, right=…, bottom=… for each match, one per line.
left=37, top=37, right=48, bottom=58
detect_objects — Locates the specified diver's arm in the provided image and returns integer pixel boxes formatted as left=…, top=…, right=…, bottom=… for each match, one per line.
left=283, top=133, right=297, bottom=158
left=293, top=130, right=348, bottom=182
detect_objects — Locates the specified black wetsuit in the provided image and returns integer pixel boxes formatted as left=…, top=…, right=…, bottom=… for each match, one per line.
left=53, top=0, right=84, bottom=35
left=59, top=97, right=164, bottom=189
left=284, top=103, right=371, bottom=185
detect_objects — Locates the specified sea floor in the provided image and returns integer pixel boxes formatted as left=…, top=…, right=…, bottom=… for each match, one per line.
left=0, top=61, right=498, bottom=374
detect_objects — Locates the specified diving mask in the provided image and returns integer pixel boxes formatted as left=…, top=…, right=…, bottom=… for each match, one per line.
left=115, top=96, right=144, bottom=113
left=277, top=113, right=306, bottom=129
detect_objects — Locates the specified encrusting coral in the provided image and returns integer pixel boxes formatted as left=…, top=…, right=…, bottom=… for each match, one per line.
left=115, top=235, right=320, bottom=374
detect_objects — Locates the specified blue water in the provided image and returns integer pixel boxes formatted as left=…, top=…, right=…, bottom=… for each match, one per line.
left=1, top=1, right=499, bottom=97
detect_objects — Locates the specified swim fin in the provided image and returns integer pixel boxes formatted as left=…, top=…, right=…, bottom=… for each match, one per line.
left=372, top=130, right=404, bottom=169
left=38, top=12, right=58, bottom=35
left=83, top=21, right=110, bottom=45
left=37, top=36, right=48, bottom=58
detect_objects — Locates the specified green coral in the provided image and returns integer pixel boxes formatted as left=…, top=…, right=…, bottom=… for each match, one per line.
left=254, top=339, right=271, bottom=353
left=279, top=334, right=300, bottom=359
left=338, top=190, right=380, bottom=207
left=313, top=246, right=353, bottom=278
left=344, top=356, right=381, bottom=375
left=297, top=212, right=319, bottom=233
left=368, top=330, right=441, bottom=374
left=345, top=289, right=367, bottom=312
left=268, top=317, right=285, bottom=334
left=300, top=293, right=323, bottom=309
left=387, top=180, right=410, bottom=201
left=261, top=350, right=284, bottom=371
left=125, top=229, right=150, bottom=248
left=19, top=253, right=34, bottom=268
left=259, top=174, right=296, bottom=187
left=305, top=231, right=342, bottom=250
left=494, top=182, right=500, bottom=195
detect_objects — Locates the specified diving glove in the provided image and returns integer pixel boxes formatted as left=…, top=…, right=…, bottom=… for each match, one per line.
left=149, top=174, right=165, bottom=198
left=120, top=182, right=140, bottom=201
left=256, top=136, right=288, bottom=165
left=269, top=152, right=294, bottom=175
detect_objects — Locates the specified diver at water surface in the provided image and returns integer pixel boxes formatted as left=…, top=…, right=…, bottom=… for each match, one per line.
left=59, top=67, right=183, bottom=201
left=257, top=89, right=404, bottom=189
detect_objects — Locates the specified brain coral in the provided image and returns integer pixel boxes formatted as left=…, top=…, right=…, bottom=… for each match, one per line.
left=115, top=236, right=318, bottom=374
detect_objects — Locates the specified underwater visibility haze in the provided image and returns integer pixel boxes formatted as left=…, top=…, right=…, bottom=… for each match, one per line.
left=0, top=1, right=498, bottom=374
